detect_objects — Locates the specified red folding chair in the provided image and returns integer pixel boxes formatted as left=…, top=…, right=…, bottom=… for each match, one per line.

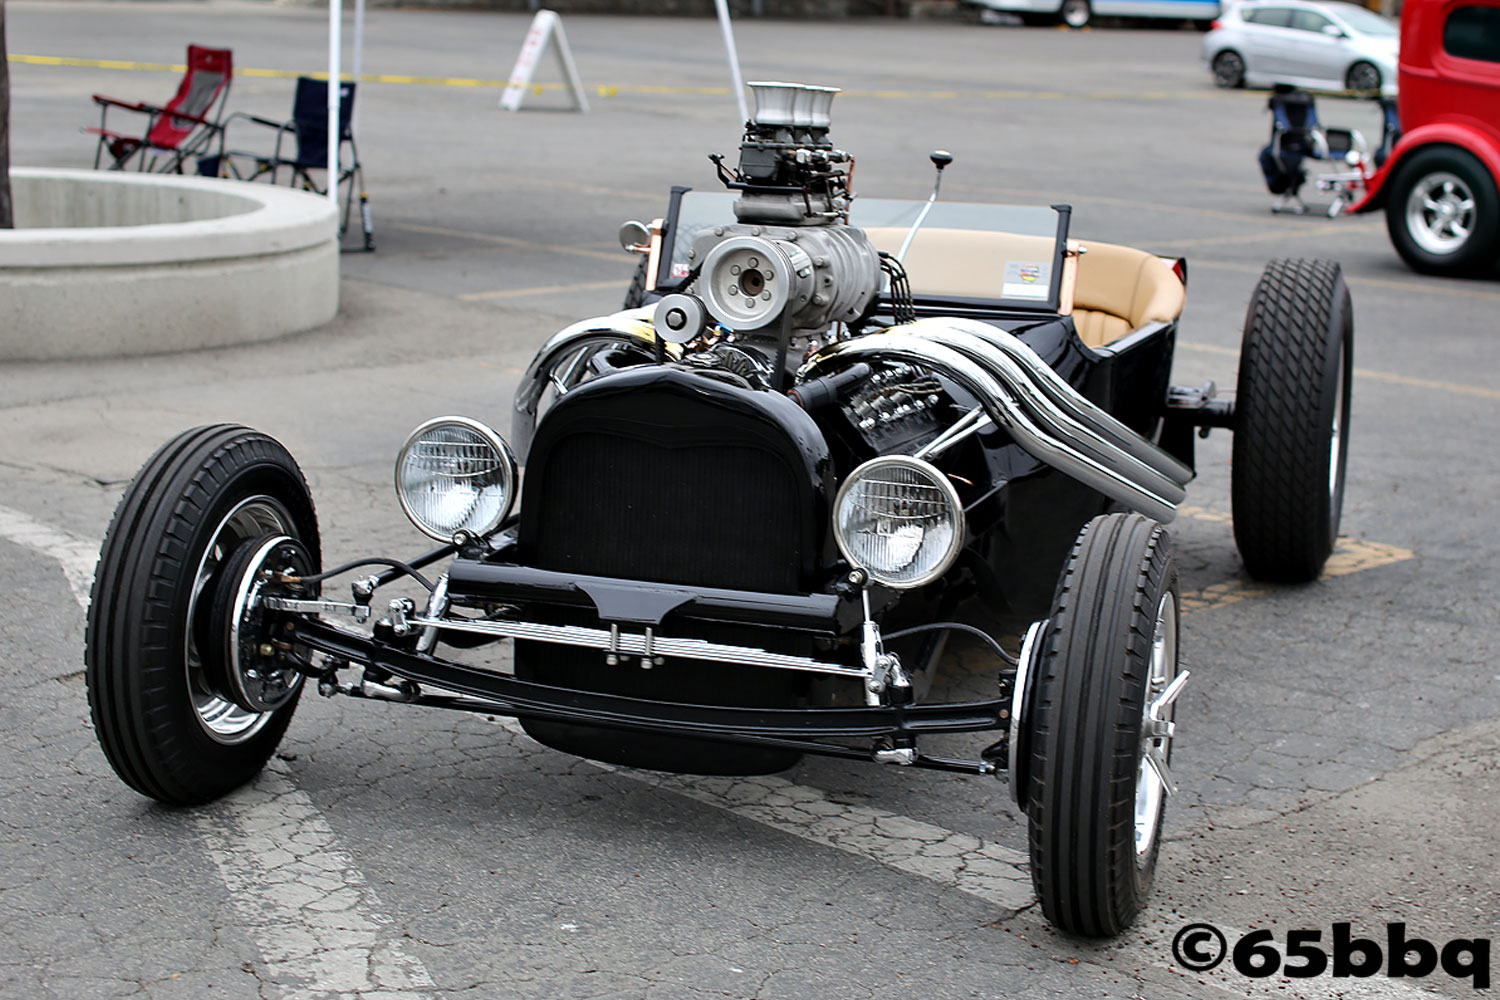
left=87, top=45, right=233, bottom=173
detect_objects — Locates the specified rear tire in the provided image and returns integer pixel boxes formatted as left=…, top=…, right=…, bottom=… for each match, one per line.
left=1060, top=0, right=1091, bottom=27
left=1231, top=259, right=1352, bottom=583
left=85, top=425, right=320, bottom=805
left=623, top=258, right=651, bottom=310
left=1344, top=60, right=1381, bottom=92
left=1026, top=513, right=1181, bottom=937
left=1384, top=145, right=1500, bottom=276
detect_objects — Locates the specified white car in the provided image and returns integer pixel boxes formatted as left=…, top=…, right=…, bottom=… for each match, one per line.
left=1203, top=0, right=1399, bottom=91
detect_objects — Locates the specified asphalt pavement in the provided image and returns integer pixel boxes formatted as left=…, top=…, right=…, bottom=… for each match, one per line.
left=2, top=2, right=1498, bottom=998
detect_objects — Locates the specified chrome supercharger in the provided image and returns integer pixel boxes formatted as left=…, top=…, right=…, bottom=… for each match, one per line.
left=652, top=83, right=883, bottom=352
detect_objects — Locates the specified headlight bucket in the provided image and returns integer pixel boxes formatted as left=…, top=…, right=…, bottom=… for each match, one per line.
left=394, top=416, right=517, bottom=541
left=832, top=455, right=965, bottom=590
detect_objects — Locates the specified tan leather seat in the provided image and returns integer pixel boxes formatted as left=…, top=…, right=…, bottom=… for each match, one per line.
left=860, top=226, right=1183, bottom=350
left=1070, top=241, right=1185, bottom=349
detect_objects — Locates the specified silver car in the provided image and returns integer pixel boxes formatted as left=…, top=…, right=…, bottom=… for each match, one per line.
left=1203, top=0, right=1399, bottom=91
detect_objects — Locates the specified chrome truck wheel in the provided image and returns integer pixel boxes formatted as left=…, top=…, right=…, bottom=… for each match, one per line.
left=86, top=425, right=319, bottom=805
left=1023, top=512, right=1183, bottom=937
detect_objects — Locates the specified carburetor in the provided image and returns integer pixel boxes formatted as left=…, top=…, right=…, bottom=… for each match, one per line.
left=658, top=83, right=883, bottom=344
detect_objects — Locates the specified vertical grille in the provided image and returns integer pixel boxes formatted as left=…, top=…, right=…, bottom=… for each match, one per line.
left=529, top=432, right=801, bottom=594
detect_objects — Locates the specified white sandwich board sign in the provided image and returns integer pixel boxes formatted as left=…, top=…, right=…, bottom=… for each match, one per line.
left=500, top=9, right=589, bottom=113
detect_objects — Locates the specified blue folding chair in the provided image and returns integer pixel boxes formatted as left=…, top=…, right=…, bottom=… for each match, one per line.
left=215, top=77, right=373, bottom=251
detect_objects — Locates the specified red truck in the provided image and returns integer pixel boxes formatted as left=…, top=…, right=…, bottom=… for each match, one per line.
left=1353, top=0, right=1500, bottom=274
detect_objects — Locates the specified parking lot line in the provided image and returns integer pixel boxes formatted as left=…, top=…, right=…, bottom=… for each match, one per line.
left=1178, top=341, right=1500, bottom=401
left=387, top=221, right=624, bottom=262
left=8, top=53, right=1243, bottom=103
left=490, top=718, right=1035, bottom=911
left=196, top=765, right=439, bottom=999
left=459, top=278, right=627, bottom=302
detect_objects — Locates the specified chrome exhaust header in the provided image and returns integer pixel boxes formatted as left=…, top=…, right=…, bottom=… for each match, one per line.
left=801, top=335, right=1180, bottom=523
left=904, top=317, right=1194, bottom=488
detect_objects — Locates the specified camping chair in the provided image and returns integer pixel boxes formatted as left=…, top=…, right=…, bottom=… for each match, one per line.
left=1373, top=96, right=1401, bottom=169
left=1258, top=85, right=1369, bottom=216
left=87, top=45, right=233, bottom=173
left=215, top=77, right=374, bottom=251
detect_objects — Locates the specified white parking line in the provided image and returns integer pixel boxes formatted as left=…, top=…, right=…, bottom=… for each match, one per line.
left=8, top=511, right=436, bottom=998
left=0, top=504, right=99, bottom=608
left=196, top=764, right=437, bottom=999
left=491, top=719, right=1034, bottom=911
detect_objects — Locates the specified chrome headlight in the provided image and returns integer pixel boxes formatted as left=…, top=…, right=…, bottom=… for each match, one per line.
left=832, top=456, right=964, bottom=589
left=394, top=417, right=517, bottom=541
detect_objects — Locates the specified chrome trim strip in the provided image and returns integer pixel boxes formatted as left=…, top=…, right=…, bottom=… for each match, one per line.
left=510, top=307, right=669, bottom=461
left=801, top=336, right=1179, bottom=523
left=408, top=613, right=871, bottom=680
left=905, top=317, right=1194, bottom=487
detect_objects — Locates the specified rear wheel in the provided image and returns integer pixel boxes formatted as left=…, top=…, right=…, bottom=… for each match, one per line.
left=1231, top=259, right=1352, bottom=582
left=1060, top=0, right=1091, bottom=27
left=1344, top=60, right=1381, bottom=92
left=85, top=425, right=320, bottom=805
left=623, top=257, right=651, bottom=310
left=1211, top=50, right=1245, bottom=88
left=1385, top=146, right=1500, bottom=275
left=1025, top=513, right=1182, bottom=937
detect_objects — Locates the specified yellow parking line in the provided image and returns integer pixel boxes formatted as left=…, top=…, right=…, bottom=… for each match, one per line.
left=1177, top=342, right=1500, bottom=402
left=12, top=53, right=1234, bottom=102
left=1177, top=506, right=1414, bottom=612
left=388, top=222, right=623, bottom=262
left=459, top=279, right=627, bottom=302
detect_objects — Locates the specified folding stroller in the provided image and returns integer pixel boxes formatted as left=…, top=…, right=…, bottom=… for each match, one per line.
left=215, top=77, right=374, bottom=251
left=87, top=45, right=233, bottom=173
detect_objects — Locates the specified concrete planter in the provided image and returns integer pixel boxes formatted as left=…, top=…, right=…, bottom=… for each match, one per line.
left=0, top=168, right=340, bottom=361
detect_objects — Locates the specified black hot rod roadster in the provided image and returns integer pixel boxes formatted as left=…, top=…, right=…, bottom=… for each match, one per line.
left=85, top=82, right=1352, bottom=937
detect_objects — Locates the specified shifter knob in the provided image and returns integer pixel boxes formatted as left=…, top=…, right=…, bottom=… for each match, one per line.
left=930, top=150, right=954, bottom=170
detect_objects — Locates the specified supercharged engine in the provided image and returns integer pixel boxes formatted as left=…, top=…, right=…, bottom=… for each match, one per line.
left=653, top=82, right=884, bottom=352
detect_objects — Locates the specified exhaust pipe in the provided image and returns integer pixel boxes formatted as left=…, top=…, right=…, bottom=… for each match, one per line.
left=802, top=336, right=1180, bottom=523
left=904, top=317, right=1194, bottom=488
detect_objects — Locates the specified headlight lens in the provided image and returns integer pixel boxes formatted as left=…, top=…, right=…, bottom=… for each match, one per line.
left=833, top=456, right=964, bottom=589
left=394, top=417, right=517, bottom=541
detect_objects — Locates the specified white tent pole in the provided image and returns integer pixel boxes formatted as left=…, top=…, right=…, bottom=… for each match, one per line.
left=351, top=0, right=365, bottom=133
left=327, top=0, right=341, bottom=206
left=714, top=0, right=749, bottom=126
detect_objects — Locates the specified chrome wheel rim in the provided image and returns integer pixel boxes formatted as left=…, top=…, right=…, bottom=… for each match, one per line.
left=1134, top=591, right=1179, bottom=869
left=1328, top=339, right=1346, bottom=514
left=187, top=495, right=300, bottom=744
left=1062, top=0, right=1089, bottom=26
left=1406, top=172, right=1476, bottom=256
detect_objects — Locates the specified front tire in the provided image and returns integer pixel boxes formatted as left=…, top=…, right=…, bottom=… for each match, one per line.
left=1385, top=145, right=1500, bottom=275
left=1212, top=50, right=1246, bottom=88
left=1344, top=60, right=1381, bottom=92
left=1231, top=259, right=1352, bottom=582
left=1025, top=513, right=1181, bottom=937
left=86, top=425, right=320, bottom=805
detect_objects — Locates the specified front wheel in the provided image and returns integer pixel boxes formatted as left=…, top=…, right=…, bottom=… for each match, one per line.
left=1231, top=259, right=1352, bottom=583
left=1211, top=50, right=1245, bottom=88
left=1060, top=0, right=1091, bottom=27
left=85, top=425, right=320, bottom=805
left=1385, top=146, right=1500, bottom=275
left=1025, top=513, right=1183, bottom=937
